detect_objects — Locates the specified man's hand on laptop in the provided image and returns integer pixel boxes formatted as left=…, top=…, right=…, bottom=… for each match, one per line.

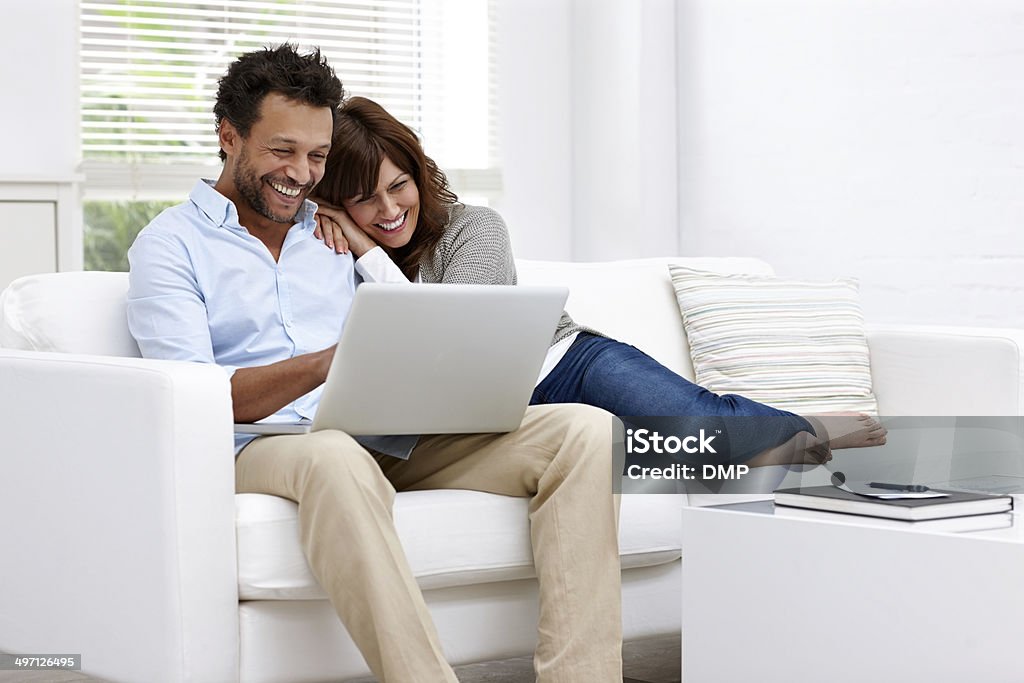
left=231, top=345, right=337, bottom=423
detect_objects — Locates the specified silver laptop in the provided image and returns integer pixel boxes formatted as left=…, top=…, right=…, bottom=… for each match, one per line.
left=237, top=282, right=568, bottom=436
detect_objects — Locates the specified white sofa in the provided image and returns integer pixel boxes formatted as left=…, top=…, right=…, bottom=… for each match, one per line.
left=2, top=256, right=1024, bottom=683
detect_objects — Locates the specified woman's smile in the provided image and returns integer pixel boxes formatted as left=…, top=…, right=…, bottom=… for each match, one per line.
left=375, top=211, right=408, bottom=232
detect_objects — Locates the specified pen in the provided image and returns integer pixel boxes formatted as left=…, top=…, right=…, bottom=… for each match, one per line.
left=867, top=481, right=930, bottom=493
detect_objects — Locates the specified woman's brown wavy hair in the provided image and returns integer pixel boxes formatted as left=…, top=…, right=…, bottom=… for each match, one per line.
left=318, top=97, right=459, bottom=278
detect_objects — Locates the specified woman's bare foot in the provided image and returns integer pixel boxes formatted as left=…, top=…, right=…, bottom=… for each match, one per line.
left=808, top=412, right=887, bottom=450
left=740, top=413, right=886, bottom=469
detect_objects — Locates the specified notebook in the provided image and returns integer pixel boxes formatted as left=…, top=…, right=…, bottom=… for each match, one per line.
left=236, top=282, right=568, bottom=436
left=773, top=484, right=1013, bottom=521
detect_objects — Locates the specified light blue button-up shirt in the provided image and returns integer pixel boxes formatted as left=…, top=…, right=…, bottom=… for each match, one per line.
left=127, top=179, right=357, bottom=453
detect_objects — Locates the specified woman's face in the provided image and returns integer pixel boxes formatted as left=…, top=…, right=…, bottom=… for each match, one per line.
left=343, top=156, right=420, bottom=250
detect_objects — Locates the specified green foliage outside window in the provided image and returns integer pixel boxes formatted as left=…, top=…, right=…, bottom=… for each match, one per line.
left=84, top=201, right=175, bottom=272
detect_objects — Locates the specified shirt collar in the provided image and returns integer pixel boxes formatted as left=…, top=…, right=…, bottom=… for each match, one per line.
left=190, top=178, right=318, bottom=234
left=297, top=198, right=319, bottom=234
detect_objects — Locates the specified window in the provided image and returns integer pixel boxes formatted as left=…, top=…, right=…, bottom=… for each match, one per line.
left=80, top=0, right=498, bottom=269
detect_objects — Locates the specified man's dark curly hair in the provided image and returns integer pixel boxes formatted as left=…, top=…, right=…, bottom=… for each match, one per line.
left=213, top=44, right=345, bottom=161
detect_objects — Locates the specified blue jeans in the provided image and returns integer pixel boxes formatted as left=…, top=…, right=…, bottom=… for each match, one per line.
left=531, top=333, right=817, bottom=463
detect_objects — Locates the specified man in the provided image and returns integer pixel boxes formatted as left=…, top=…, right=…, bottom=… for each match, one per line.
left=126, top=44, right=622, bottom=682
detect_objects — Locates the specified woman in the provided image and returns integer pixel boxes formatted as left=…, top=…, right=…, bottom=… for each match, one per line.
left=313, top=97, right=886, bottom=466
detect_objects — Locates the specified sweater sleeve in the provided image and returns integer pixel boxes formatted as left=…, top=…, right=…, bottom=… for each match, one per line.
left=431, top=205, right=517, bottom=285
left=423, top=204, right=587, bottom=345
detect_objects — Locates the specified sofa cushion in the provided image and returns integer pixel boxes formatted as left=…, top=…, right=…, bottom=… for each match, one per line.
left=670, top=266, right=878, bottom=414
left=517, top=257, right=775, bottom=380
left=236, top=489, right=682, bottom=600
left=0, top=271, right=139, bottom=357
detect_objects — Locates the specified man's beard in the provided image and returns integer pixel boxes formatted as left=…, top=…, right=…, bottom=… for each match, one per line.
left=234, top=148, right=308, bottom=225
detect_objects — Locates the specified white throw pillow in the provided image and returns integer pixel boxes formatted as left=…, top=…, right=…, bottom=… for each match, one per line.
left=0, top=271, right=140, bottom=357
left=669, top=265, right=878, bottom=415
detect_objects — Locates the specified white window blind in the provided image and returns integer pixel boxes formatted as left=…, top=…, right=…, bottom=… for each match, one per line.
left=80, top=0, right=499, bottom=201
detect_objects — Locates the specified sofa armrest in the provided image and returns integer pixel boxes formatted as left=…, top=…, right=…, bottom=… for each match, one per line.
left=866, top=324, right=1024, bottom=415
left=0, top=350, right=239, bottom=683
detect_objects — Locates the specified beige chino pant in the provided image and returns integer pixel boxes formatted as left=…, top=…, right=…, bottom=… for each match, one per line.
left=235, top=403, right=622, bottom=683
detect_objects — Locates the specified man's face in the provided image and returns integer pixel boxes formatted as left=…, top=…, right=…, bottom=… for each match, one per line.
left=230, top=93, right=334, bottom=225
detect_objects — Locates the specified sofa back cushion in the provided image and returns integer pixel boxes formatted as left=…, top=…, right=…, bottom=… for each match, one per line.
left=516, top=257, right=774, bottom=381
left=0, top=271, right=139, bottom=357
left=1, top=257, right=776, bottom=367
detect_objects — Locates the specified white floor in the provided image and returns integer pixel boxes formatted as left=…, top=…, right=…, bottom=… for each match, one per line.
left=0, top=636, right=681, bottom=683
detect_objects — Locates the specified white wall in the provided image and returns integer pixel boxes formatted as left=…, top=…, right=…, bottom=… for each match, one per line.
left=676, top=0, right=1024, bottom=327
left=499, top=0, right=1024, bottom=327
left=496, top=0, right=679, bottom=261
left=494, top=0, right=574, bottom=260
left=1, top=3, right=79, bottom=179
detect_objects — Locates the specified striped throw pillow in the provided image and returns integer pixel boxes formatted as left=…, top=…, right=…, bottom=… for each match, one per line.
left=668, top=266, right=878, bottom=415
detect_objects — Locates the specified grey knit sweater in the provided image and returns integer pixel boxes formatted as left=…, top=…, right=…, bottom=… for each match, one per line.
left=417, top=204, right=582, bottom=345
